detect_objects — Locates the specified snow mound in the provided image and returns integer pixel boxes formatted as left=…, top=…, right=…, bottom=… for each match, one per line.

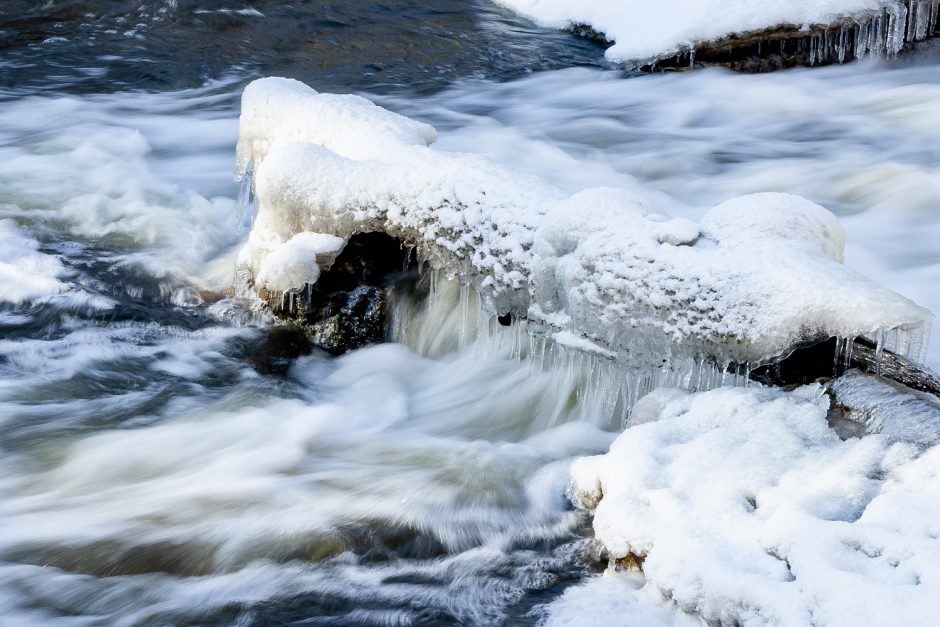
left=236, top=77, right=931, bottom=368
left=495, top=0, right=931, bottom=65
left=569, top=384, right=940, bottom=626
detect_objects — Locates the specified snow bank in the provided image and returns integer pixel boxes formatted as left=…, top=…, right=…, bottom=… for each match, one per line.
left=236, top=77, right=931, bottom=368
left=569, top=384, right=940, bottom=625
left=495, top=0, right=934, bottom=65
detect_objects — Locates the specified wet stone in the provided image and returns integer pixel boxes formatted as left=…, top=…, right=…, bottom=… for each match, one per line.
left=252, top=326, right=315, bottom=375
left=276, top=232, right=416, bottom=355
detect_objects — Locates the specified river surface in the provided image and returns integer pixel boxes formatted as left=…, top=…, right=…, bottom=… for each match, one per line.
left=0, top=2, right=938, bottom=625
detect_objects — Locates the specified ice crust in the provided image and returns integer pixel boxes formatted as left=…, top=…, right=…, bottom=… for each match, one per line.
left=236, top=77, right=932, bottom=368
left=494, top=0, right=939, bottom=65
left=569, top=384, right=940, bottom=625
left=827, top=369, right=940, bottom=449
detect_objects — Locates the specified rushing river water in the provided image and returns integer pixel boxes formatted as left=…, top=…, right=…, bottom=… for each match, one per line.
left=0, top=2, right=938, bottom=625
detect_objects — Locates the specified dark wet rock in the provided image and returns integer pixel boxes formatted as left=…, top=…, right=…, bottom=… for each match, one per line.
left=252, top=326, right=314, bottom=375
left=305, top=285, right=389, bottom=355
left=273, top=232, right=415, bottom=355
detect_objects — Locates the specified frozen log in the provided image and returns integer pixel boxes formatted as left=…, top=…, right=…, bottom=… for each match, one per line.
left=495, top=0, right=940, bottom=70
left=750, top=334, right=940, bottom=399
left=234, top=77, right=933, bottom=377
left=849, top=335, right=940, bottom=397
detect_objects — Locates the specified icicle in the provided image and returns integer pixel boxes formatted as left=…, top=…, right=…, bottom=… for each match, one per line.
left=402, top=246, right=413, bottom=272
left=843, top=336, right=855, bottom=372
left=870, top=331, right=883, bottom=369
left=885, top=3, right=906, bottom=57
left=872, top=14, right=884, bottom=58
left=235, top=159, right=254, bottom=228
left=833, top=337, right=846, bottom=376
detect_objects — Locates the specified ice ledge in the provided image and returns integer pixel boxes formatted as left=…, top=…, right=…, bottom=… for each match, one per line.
left=494, top=0, right=939, bottom=69
left=234, top=77, right=932, bottom=370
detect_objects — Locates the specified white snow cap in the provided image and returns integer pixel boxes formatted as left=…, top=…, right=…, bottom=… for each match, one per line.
left=255, top=232, right=346, bottom=293
left=235, top=76, right=437, bottom=178
left=569, top=384, right=940, bottom=626
left=236, top=77, right=932, bottom=366
left=495, top=0, right=909, bottom=64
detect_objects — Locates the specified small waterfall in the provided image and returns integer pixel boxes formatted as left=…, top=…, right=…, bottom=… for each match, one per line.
left=389, top=270, right=766, bottom=429
left=389, top=269, right=935, bottom=428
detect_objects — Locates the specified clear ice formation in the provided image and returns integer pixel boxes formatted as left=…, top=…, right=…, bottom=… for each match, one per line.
left=828, top=369, right=940, bottom=449
left=234, top=77, right=932, bottom=380
left=494, top=0, right=940, bottom=67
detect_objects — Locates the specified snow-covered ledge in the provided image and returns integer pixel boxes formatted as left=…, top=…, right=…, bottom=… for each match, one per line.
left=494, top=0, right=939, bottom=69
left=234, top=77, right=932, bottom=371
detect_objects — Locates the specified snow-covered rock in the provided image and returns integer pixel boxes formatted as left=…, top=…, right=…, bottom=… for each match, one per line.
left=235, top=77, right=931, bottom=369
left=568, top=384, right=940, bottom=625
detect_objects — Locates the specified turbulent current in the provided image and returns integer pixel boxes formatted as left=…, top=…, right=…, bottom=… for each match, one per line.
left=0, top=2, right=938, bottom=625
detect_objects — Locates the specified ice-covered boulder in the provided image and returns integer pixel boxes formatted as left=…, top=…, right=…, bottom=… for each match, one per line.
left=494, top=0, right=939, bottom=69
left=234, top=77, right=932, bottom=370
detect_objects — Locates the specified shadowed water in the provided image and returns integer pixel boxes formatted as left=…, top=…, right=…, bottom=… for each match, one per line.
left=0, top=0, right=608, bottom=94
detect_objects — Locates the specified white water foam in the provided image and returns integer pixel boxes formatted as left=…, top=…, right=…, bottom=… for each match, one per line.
left=0, top=80, right=244, bottom=298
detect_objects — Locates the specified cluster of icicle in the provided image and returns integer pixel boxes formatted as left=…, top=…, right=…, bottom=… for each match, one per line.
left=833, top=323, right=933, bottom=373
left=388, top=270, right=931, bottom=426
left=804, top=0, right=939, bottom=64
left=670, top=0, right=938, bottom=67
